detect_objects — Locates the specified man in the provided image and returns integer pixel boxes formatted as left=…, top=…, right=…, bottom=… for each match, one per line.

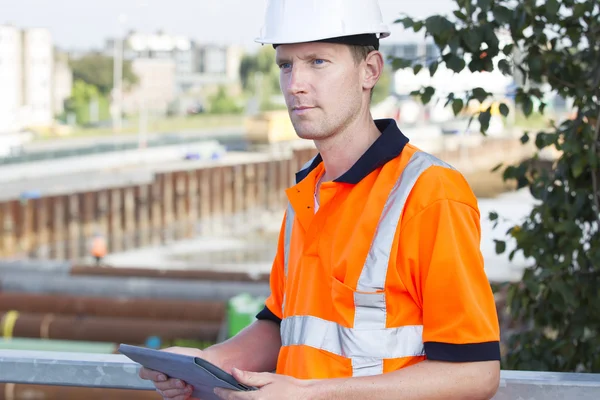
left=140, top=0, right=502, bottom=398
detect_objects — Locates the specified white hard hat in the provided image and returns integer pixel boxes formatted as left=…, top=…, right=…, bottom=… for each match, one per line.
left=255, top=0, right=391, bottom=47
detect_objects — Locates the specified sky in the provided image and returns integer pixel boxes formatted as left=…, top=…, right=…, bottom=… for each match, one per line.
left=1, top=0, right=456, bottom=52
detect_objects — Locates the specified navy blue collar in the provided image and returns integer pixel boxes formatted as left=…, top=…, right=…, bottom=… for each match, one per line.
left=295, top=119, right=410, bottom=184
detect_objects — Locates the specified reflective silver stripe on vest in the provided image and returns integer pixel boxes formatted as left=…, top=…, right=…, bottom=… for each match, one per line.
left=281, top=315, right=424, bottom=359
left=350, top=151, right=453, bottom=375
left=282, top=156, right=316, bottom=314
left=281, top=151, right=452, bottom=376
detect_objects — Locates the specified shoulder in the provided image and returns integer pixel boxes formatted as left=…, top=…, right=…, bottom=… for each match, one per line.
left=399, top=144, right=479, bottom=224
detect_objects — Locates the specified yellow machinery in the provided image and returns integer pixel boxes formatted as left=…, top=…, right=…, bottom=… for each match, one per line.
left=244, top=110, right=298, bottom=144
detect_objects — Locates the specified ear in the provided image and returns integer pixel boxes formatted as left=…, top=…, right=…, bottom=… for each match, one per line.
left=362, top=50, right=384, bottom=91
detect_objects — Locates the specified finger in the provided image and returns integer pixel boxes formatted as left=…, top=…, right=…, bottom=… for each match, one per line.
left=155, top=379, right=189, bottom=391
left=159, top=384, right=193, bottom=399
left=139, top=367, right=167, bottom=382
left=214, top=387, right=249, bottom=400
left=232, top=368, right=274, bottom=387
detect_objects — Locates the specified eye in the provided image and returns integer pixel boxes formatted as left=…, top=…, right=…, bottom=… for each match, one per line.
left=279, top=62, right=292, bottom=70
left=314, top=59, right=326, bottom=65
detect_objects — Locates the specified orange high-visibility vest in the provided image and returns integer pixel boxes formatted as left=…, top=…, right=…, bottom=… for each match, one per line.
left=260, top=119, right=500, bottom=379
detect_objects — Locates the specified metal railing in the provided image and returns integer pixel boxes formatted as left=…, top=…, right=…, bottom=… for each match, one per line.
left=0, top=350, right=599, bottom=399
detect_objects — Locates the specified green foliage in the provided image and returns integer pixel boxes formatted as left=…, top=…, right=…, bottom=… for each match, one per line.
left=64, top=80, right=110, bottom=125
left=70, top=53, right=138, bottom=95
left=239, top=46, right=282, bottom=111
left=372, top=66, right=393, bottom=104
left=395, top=0, right=600, bottom=372
left=208, top=86, right=244, bottom=115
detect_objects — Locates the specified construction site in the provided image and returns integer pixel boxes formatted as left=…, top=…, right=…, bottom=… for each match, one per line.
left=0, top=105, right=569, bottom=398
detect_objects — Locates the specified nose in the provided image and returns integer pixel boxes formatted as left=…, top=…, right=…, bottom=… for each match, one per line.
left=285, top=64, right=308, bottom=96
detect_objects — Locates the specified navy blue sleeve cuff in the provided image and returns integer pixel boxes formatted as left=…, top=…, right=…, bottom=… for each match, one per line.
left=424, top=341, right=501, bottom=362
left=255, top=305, right=282, bottom=325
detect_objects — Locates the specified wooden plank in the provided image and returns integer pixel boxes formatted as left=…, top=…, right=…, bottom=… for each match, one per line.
left=108, top=188, right=123, bottom=253
left=0, top=202, right=16, bottom=258
left=186, top=170, right=199, bottom=237
left=66, top=193, right=80, bottom=261
left=34, top=197, right=50, bottom=259
left=149, top=178, right=162, bottom=246
left=19, top=199, right=34, bottom=257
left=135, top=184, right=150, bottom=248
left=198, top=169, right=211, bottom=235
left=174, top=172, right=187, bottom=240
left=162, top=173, right=175, bottom=242
left=210, top=167, right=224, bottom=234
left=123, top=186, right=136, bottom=250
left=52, top=196, right=67, bottom=260
left=256, top=162, right=268, bottom=211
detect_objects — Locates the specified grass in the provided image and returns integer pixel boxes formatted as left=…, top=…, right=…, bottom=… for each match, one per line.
left=34, top=113, right=246, bottom=141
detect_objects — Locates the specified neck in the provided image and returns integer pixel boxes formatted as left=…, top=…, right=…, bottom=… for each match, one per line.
left=314, top=108, right=381, bottom=182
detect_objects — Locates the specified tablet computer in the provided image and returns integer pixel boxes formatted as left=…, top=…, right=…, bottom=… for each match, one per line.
left=118, top=344, right=256, bottom=400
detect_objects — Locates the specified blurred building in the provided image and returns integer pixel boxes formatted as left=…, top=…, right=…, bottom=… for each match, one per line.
left=122, top=58, right=176, bottom=115
left=0, top=25, right=72, bottom=134
left=104, top=30, right=243, bottom=114
left=0, top=25, right=23, bottom=133
left=52, top=52, right=73, bottom=116
left=21, top=28, right=54, bottom=128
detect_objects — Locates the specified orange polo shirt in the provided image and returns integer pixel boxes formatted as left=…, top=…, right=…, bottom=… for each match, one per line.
left=257, top=119, right=500, bottom=378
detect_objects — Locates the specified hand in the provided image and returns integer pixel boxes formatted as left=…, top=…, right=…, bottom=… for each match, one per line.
left=138, top=346, right=204, bottom=400
left=214, top=368, right=314, bottom=400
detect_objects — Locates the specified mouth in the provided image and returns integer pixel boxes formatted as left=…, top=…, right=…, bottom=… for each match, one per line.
left=291, top=106, right=315, bottom=114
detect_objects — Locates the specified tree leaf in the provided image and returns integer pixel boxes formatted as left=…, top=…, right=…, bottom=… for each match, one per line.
left=445, top=53, right=466, bottom=73
left=493, top=5, right=513, bottom=25
left=395, top=16, right=415, bottom=28
left=545, top=0, right=560, bottom=19
left=499, top=103, right=510, bottom=117
left=520, top=132, right=530, bottom=144
left=523, top=96, right=534, bottom=116
left=498, top=59, right=512, bottom=75
left=502, top=44, right=514, bottom=56
left=479, top=108, right=492, bottom=132
left=413, top=64, right=423, bottom=75
left=495, top=239, right=507, bottom=254
left=391, top=58, right=413, bottom=70
left=491, top=162, right=503, bottom=172
left=452, top=98, right=464, bottom=116
left=421, top=86, right=436, bottom=105
left=454, top=10, right=467, bottom=21
left=429, top=61, right=439, bottom=76
left=489, top=211, right=499, bottom=221
left=477, top=0, right=493, bottom=12
left=461, top=29, right=482, bottom=52
left=425, top=16, right=455, bottom=36
left=471, top=87, right=489, bottom=102
left=572, top=157, right=586, bottom=178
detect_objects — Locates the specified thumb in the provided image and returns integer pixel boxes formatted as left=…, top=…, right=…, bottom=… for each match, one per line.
left=232, top=368, right=274, bottom=387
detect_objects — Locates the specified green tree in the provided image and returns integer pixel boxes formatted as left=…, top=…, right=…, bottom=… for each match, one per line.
left=70, top=53, right=139, bottom=95
left=394, top=0, right=600, bottom=372
left=208, top=86, right=244, bottom=114
left=372, top=65, right=392, bottom=104
left=64, top=80, right=110, bottom=125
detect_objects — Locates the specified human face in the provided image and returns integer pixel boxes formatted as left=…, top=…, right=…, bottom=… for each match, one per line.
left=275, top=42, right=363, bottom=141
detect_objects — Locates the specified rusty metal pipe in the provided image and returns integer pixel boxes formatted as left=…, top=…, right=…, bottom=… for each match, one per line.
left=0, top=292, right=225, bottom=322
left=71, top=265, right=271, bottom=283
left=1, top=312, right=220, bottom=344
left=0, top=383, right=158, bottom=400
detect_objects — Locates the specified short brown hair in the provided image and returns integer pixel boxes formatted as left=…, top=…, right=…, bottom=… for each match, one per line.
left=349, top=45, right=377, bottom=64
